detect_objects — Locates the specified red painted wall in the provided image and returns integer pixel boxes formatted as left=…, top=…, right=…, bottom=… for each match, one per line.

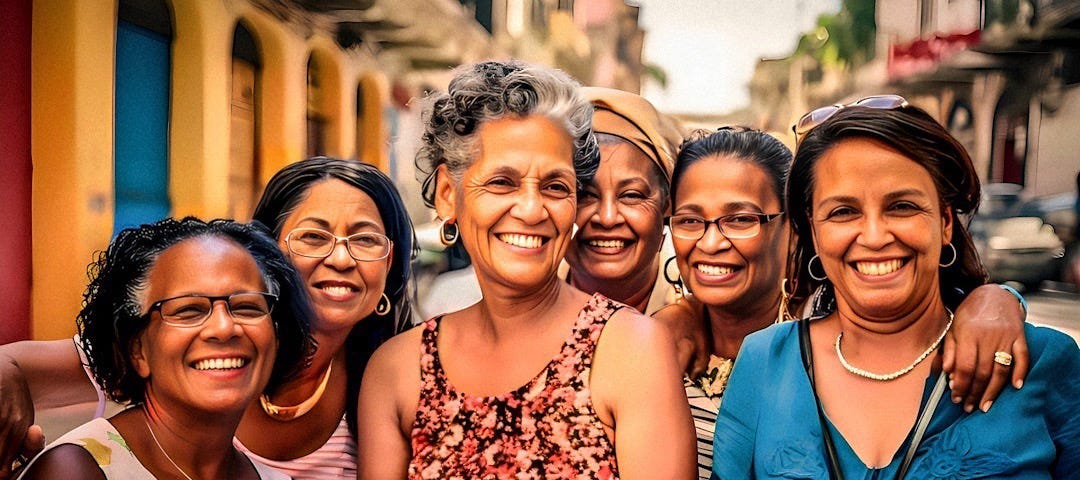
left=0, top=0, right=34, bottom=342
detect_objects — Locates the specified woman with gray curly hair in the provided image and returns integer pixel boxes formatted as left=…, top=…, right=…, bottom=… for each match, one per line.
left=358, top=60, right=695, bottom=479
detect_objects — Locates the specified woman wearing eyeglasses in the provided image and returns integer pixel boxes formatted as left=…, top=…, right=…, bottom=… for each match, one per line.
left=17, top=218, right=310, bottom=480
left=653, top=127, right=1033, bottom=480
left=710, top=101, right=1078, bottom=478
left=0, top=158, right=415, bottom=479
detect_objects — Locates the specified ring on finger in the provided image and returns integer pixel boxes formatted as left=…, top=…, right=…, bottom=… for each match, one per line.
left=993, top=351, right=1013, bottom=367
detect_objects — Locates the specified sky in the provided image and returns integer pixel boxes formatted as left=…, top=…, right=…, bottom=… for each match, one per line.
left=635, top=0, right=842, bottom=115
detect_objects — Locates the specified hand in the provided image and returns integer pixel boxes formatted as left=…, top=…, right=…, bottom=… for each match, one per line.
left=0, top=358, right=41, bottom=479
left=942, top=284, right=1029, bottom=414
left=653, top=296, right=709, bottom=378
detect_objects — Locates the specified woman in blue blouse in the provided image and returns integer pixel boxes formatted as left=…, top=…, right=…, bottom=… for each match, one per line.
left=711, top=98, right=1079, bottom=479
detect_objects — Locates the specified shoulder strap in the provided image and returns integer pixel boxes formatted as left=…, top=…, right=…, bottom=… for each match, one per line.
left=799, top=319, right=845, bottom=480
left=897, top=371, right=947, bottom=479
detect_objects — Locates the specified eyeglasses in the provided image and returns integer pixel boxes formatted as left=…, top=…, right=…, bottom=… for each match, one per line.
left=666, top=212, right=784, bottom=240
left=285, top=228, right=392, bottom=262
left=144, top=292, right=277, bottom=328
left=793, top=95, right=909, bottom=141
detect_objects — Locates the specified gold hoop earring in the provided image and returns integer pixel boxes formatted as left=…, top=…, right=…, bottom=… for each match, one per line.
left=777, top=278, right=796, bottom=323
left=375, top=293, right=391, bottom=316
left=439, top=217, right=459, bottom=246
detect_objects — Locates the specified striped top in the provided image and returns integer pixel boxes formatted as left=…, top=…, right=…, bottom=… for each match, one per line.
left=234, top=416, right=357, bottom=480
left=685, top=379, right=722, bottom=480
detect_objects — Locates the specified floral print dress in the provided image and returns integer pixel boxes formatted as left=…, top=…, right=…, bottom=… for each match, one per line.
left=408, top=294, right=622, bottom=480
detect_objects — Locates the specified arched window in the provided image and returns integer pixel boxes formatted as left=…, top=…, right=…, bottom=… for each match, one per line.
left=229, top=21, right=262, bottom=220
left=306, top=54, right=327, bottom=157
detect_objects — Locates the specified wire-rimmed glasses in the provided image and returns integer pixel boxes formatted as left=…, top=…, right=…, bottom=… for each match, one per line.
left=285, top=228, right=392, bottom=262
left=667, top=212, right=784, bottom=241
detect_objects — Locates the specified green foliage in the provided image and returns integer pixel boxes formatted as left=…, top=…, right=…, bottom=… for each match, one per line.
left=794, top=0, right=876, bottom=69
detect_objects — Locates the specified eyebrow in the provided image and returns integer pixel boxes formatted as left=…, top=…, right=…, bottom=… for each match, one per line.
left=674, top=201, right=764, bottom=214
left=486, top=165, right=576, bottom=181
left=816, top=188, right=929, bottom=208
left=294, top=217, right=384, bottom=232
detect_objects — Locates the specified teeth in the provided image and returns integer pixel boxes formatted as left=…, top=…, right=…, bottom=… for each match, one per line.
left=696, top=264, right=735, bottom=276
left=193, top=358, right=246, bottom=370
left=498, top=233, right=543, bottom=249
left=321, top=285, right=351, bottom=295
left=855, top=259, right=903, bottom=276
left=588, top=239, right=625, bottom=249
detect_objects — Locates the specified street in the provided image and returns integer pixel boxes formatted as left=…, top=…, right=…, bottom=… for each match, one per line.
left=1026, top=285, right=1080, bottom=343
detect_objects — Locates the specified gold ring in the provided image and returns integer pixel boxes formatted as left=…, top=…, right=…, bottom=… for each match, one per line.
left=994, top=351, right=1013, bottom=367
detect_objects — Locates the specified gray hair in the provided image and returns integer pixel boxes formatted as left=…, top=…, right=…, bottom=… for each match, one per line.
left=416, top=60, right=600, bottom=207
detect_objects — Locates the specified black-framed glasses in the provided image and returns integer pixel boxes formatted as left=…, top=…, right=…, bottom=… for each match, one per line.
left=144, top=292, right=277, bottom=328
left=285, top=228, right=392, bottom=262
left=667, top=212, right=784, bottom=240
left=793, top=95, right=909, bottom=141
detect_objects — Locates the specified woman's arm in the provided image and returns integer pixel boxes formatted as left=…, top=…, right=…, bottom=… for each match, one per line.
left=592, top=310, right=696, bottom=480
left=356, top=330, right=421, bottom=480
left=0, top=339, right=97, bottom=478
left=943, top=284, right=1029, bottom=413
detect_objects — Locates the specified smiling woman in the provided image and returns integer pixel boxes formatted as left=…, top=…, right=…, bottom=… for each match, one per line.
left=357, top=60, right=696, bottom=480
left=16, top=218, right=312, bottom=480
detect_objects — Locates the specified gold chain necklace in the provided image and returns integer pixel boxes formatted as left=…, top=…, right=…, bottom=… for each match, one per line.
left=142, top=407, right=194, bottom=480
left=259, top=362, right=332, bottom=421
left=835, top=310, right=953, bottom=382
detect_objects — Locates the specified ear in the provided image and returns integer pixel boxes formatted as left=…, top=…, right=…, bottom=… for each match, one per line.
left=434, top=164, right=457, bottom=220
left=941, top=204, right=954, bottom=246
left=384, top=243, right=394, bottom=271
left=130, top=334, right=152, bottom=379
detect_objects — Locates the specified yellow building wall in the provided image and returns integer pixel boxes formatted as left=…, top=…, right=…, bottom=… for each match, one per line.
left=30, top=0, right=392, bottom=339
left=31, top=0, right=117, bottom=340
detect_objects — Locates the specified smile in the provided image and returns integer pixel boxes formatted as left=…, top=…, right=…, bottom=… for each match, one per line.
left=587, top=239, right=626, bottom=249
left=320, top=284, right=356, bottom=295
left=192, top=357, right=248, bottom=371
left=854, top=259, right=905, bottom=276
left=696, top=263, right=736, bottom=276
left=497, top=233, right=545, bottom=249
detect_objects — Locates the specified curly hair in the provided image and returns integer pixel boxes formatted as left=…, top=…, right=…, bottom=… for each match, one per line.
left=251, top=156, right=416, bottom=437
left=787, top=105, right=988, bottom=311
left=77, top=217, right=314, bottom=404
left=415, top=59, right=600, bottom=207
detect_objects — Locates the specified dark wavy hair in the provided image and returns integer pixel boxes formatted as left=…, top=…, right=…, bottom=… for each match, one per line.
left=252, top=156, right=416, bottom=437
left=787, top=105, right=989, bottom=311
left=415, top=59, right=600, bottom=207
left=77, top=217, right=314, bottom=404
left=672, top=127, right=793, bottom=204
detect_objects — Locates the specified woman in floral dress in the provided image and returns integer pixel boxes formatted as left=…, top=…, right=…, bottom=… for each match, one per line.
left=356, top=60, right=696, bottom=479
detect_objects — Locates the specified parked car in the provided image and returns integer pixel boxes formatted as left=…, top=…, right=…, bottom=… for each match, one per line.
left=971, top=184, right=1068, bottom=289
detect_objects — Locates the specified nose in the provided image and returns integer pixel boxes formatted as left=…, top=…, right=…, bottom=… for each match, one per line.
left=322, top=238, right=356, bottom=270
left=857, top=214, right=895, bottom=250
left=591, top=195, right=621, bottom=228
left=510, top=182, right=549, bottom=225
left=199, top=301, right=242, bottom=341
left=695, top=221, right=732, bottom=254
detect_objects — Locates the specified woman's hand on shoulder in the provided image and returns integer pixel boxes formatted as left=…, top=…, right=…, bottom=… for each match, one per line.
left=356, top=325, right=424, bottom=480
left=592, top=309, right=696, bottom=480
left=943, top=284, right=1029, bottom=413
left=652, top=295, right=708, bottom=378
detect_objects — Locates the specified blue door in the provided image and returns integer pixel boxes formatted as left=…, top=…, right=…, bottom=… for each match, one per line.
left=114, top=19, right=170, bottom=235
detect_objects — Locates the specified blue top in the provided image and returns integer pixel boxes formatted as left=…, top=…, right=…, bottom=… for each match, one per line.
left=711, top=322, right=1080, bottom=479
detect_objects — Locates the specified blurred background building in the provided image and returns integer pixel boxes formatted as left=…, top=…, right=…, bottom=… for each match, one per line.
left=2, top=0, right=1076, bottom=342
left=0, top=0, right=648, bottom=342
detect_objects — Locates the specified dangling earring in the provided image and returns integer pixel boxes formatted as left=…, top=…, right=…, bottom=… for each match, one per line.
left=808, top=255, right=828, bottom=281
left=375, top=293, right=391, bottom=316
left=777, top=278, right=796, bottom=323
left=939, top=243, right=957, bottom=268
left=439, top=217, right=459, bottom=246
left=663, top=256, right=685, bottom=299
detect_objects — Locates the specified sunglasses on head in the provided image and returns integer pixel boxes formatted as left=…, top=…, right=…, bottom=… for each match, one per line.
left=793, top=94, right=909, bottom=141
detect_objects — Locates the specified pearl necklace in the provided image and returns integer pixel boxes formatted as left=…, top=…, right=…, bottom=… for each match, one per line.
left=143, top=407, right=194, bottom=480
left=835, top=310, right=953, bottom=382
left=259, top=362, right=332, bottom=421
